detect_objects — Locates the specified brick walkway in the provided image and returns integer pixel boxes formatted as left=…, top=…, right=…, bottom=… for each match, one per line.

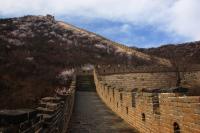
left=67, top=91, right=138, bottom=133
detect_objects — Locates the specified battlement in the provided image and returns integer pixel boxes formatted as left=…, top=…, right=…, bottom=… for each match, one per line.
left=0, top=77, right=76, bottom=133
left=96, top=64, right=200, bottom=75
left=1, top=65, right=200, bottom=133
left=96, top=65, right=175, bottom=75
left=94, top=69, right=200, bottom=133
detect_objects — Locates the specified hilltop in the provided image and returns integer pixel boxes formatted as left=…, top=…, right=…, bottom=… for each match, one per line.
left=137, top=41, right=200, bottom=66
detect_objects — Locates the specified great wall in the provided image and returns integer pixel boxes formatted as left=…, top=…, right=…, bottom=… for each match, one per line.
left=94, top=65, right=200, bottom=133
left=0, top=16, right=199, bottom=132
left=0, top=64, right=200, bottom=133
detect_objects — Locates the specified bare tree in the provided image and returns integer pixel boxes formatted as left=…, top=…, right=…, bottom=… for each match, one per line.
left=168, top=49, right=190, bottom=87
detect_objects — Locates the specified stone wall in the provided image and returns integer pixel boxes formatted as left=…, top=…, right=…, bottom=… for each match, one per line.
left=94, top=69, right=200, bottom=133
left=96, top=65, right=200, bottom=92
left=102, top=72, right=177, bottom=91
left=96, top=65, right=176, bottom=75
left=96, top=64, right=200, bottom=75
left=181, top=71, right=200, bottom=95
left=182, top=71, right=200, bottom=85
left=0, top=77, right=76, bottom=133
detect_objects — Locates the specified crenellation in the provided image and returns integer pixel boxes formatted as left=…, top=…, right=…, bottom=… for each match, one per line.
left=97, top=64, right=200, bottom=75
left=94, top=66, right=200, bottom=133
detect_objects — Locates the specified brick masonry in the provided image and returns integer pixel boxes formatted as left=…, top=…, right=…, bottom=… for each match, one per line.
left=94, top=67, right=200, bottom=133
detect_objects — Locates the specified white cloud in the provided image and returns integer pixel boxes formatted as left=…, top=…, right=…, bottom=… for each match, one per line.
left=169, top=0, right=200, bottom=40
left=0, top=0, right=200, bottom=41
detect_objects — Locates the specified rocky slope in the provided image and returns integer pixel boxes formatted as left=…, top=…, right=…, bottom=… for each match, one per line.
left=137, top=41, right=200, bottom=67
left=0, top=15, right=170, bottom=109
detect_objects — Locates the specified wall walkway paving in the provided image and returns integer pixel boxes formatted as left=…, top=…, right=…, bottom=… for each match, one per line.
left=67, top=91, right=138, bottom=133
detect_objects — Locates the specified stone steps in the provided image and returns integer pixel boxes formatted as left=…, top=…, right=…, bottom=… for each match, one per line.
left=76, top=76, right=96, bottom=92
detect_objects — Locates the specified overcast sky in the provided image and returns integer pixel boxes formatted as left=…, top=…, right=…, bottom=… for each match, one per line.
left=0, top=0, right=200, bottom=48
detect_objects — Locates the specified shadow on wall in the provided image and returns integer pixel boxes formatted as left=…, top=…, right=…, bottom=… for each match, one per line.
left=93, top=66, right=200, bottom=133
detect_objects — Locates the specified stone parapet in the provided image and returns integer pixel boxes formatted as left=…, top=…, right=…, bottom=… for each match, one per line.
left=94, top=69, right=200, bottom=133
left=96, top=64, right=200, bottom=75
left=0, top=77, right=76, bottom=133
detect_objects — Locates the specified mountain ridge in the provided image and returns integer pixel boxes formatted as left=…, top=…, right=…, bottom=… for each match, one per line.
left=136, top=41, right=200, bottom=65
left=58, top=21, right=172, bottom=67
